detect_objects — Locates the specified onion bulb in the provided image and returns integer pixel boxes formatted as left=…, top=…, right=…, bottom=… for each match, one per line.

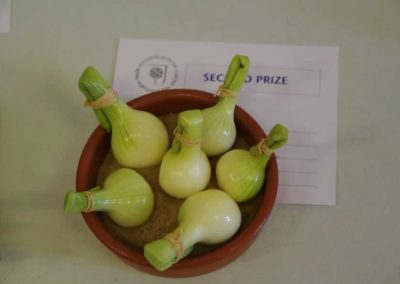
left=78, top=66, right=169, bottom=168
left=159, top=110, right=211, bottom=198
left=216, top=124, right=288, bottom=202
left=144, top=189, right=241, bottom=271
left=64, top=168, right=154, bottom=227
left=201, top=55, right=250, bottom=156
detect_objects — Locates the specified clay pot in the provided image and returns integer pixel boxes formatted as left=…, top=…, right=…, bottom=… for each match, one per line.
left=76, top=89, right=278, bottom=277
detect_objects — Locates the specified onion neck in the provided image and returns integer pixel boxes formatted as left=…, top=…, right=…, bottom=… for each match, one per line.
left=170, top=139, right=201, bottom=155
left=170, top=110, right=203, bottom=154
left=249, top=145, right=270, bottom=168
left=249, top=123, right=289, bottom=167
left=223, top=55, right=250, bottom=92
left=100, top=100, right=137, bottom=129
left=64, top=192, right=89, bottom=212
left=216, top=96, right=237, bottom=116
left=143, top=224, right=201, bottom=271
left=63, top=186, right=115, bottom=212
left=78, top=66, right=113, bottom=131
left=144, top=237, right=193, bottom=271
left=178, top=223, right=203, bottom=249
left=266, top=123, right=289, bottom=150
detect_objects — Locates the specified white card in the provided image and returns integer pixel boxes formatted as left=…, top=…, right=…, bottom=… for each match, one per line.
left=113, top=38, right=339, bottom=205
left=0, top=0, right=10, bottom=33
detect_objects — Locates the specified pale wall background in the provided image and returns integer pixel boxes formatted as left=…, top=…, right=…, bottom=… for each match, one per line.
left=1, top=1, right=399, bottom=283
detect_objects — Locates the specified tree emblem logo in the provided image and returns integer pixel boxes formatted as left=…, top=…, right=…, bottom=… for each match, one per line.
left=149, top=65, right=167, bottom=85
left=135, top=56, right=179, bottom=92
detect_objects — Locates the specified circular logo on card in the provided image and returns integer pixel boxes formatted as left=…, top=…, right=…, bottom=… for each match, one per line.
left=135, top=55, right=179, bottom=92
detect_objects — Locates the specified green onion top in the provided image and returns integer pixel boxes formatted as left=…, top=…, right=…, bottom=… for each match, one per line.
left=78, top=66, right=113, bottom=131
left=223, top=55, right=250, bottom=92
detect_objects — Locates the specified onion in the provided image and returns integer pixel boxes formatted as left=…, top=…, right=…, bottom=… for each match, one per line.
left=144, top=189, right=241, bottom=271
left=159, top=110, right=211, bottom=198
left=216, top=124, right=288, bottom=202
left=64, top=168, right=154, bottom=227
left=201, top=55, right=250, bottom=156
left=78, top=67, right=169, bottom=168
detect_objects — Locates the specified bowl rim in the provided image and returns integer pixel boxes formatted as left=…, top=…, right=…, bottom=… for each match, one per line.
left=76, top=89, right=278, bottom=277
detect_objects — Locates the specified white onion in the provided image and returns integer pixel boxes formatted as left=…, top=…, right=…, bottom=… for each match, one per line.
left=201, top=55, right=249, bottom=156
left=64, top=168, right=154, bottom=227
left=217, top=124, right=288, bottom=202
left=144, top=189, right=241, bottom=271
left=79, top=66, right=169, bottom=168
left=159, top=110, right=211, bottom=198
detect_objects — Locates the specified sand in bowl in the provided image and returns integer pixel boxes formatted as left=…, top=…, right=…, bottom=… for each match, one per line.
left=96, top=113, right=263, bottom=256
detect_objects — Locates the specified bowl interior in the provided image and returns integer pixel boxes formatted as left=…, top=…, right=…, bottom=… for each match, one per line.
left=76, top=89, right=278, bottom=277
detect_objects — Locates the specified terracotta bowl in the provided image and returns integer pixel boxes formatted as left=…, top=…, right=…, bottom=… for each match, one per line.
left=76, top=89, right=278, bottom=277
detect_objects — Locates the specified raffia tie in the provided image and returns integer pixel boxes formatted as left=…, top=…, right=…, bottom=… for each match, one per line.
left=83, top=191, right=94, bottom=213
left=164, top=228, right=184, bottom=263
left=173, top=127, right=200, bottom=147
left=84, top=88, right=119, bottom=109
left=258, top=138, right=275, bottom=155
left=214, top=84, right=238, bottom=98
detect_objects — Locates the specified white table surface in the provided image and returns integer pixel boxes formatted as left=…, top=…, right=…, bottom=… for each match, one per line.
left=1, top=1, right=399, bottom=283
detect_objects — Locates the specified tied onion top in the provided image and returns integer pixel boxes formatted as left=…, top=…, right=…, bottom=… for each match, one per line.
left=201, top=55, right=250, bottom=156
left=217, top=124, right=288, bottom=202
left=159, top=110, right=211, bottom=199
left=78, top=67, right=169, bottom=168
left=64, top=168, right=154, bottom=227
